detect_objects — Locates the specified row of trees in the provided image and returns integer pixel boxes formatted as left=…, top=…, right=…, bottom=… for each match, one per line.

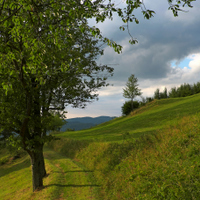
left=154, top=82, right=200, bottom=99
left=122, top=74, right=200, bottom=116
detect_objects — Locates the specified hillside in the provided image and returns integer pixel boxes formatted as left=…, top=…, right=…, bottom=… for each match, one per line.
left=56, top=94, right=200, bottom=141
left=60, top=116, right=116, bottom=131
left=1, top=93, right=200, bottom=199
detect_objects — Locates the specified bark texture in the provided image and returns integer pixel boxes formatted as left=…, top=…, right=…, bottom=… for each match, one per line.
left=29, top=143, right=46, bottom=191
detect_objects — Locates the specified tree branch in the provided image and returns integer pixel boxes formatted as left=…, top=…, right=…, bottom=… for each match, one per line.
left=0, top=0, right=6, bottom=16
left=0, top=5, right=23, bottom=24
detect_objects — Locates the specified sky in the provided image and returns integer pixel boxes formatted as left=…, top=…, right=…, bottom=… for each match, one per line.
left=66, top=0, right=200, bottom=119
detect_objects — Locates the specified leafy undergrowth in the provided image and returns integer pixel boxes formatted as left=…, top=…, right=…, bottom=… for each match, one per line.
left=82, top=114, right=200, bottom=199
left=49, top=113, right=200, bottom=199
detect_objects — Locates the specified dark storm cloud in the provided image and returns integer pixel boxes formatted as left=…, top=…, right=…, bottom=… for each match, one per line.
left=67, top=1, right=200, bottom=118
left=97, top=0, right=200, bottom=81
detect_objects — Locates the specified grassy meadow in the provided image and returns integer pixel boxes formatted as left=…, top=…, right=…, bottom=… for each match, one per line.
left=56, top=93, right=200, bottom=142
left=1, top=93, right=200, bottom=199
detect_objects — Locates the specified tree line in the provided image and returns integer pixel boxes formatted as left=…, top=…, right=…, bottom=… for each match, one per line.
left=122, top=74, right=200, bottom=116
left=154, top=82, right=200, bottom=99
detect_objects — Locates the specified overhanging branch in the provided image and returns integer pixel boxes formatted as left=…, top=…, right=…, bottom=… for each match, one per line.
left=0, top=5, right=23, bottom=24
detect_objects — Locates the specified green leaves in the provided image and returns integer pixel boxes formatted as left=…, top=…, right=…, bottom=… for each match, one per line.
left=168, top=0, right=195, bottom=17
left=0, top=0, right=195, bottom=154
left=103, top=37, right=122, bottom=54
left=142, top=10, right=155, bottom=20
left=129, top=39, right=138, bottom=45
left=0, top=1, right=118, bottom=144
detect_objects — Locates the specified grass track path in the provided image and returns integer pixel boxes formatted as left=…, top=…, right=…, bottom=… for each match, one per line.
left=44, top=147, right=100, bottom=200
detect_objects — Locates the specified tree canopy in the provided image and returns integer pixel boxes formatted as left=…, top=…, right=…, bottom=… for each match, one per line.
left=0, top=0, right=196, bottom=192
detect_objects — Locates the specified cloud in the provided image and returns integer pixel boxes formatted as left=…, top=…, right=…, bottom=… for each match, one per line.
left=139, top=53, right=200, bottom=95
left=183, top=54, right=200, bottom=81
left=67, top=52, right=200, bottom=118
left=66, top=1, right=200, bottom=118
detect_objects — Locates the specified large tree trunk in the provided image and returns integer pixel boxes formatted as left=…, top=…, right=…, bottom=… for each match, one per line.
left=30, top=77, right=47, bottom=190
left=40, top=150, right=47, bottom=178
left=29, top=143, right=46, bottom=192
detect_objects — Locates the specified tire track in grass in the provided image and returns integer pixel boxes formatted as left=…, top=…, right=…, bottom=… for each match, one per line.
left=44, top=147, right=101, bottom=200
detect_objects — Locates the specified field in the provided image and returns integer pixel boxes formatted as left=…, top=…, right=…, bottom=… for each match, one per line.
left=57, top=94, right=200, bottom=142
left=1, top=94, right=200, bottom=199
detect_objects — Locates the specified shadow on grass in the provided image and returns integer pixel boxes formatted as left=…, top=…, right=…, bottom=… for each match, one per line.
left=45, top=183, right=101, bottom=188
left=0, top=157, right=30, bottom=178
left=53, top=170, right=93, bottom=173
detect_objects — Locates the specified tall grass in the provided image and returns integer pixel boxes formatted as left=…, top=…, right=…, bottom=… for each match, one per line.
left=48, top=112, right=200, bottom=199
left=102, top=114, right=200, bottom=199
left=2, top=94, right=200, bottom=199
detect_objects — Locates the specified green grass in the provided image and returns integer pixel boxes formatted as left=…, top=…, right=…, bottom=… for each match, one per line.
left=54, top=114, right=200, bottom=199
left=44, top=147, right=100, bottom=200
left=0, top=146, right=100, bottom=200
left=102, top=115, right=200, bottom=199
left=48, top=94, right=200, bottom=199
left=1, top=93, right=200, bottom=199
left=56, top=94, right=200, bottom=142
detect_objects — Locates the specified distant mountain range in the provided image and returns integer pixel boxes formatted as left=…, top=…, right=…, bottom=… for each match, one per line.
left=60, top=116, right=116, bottom=131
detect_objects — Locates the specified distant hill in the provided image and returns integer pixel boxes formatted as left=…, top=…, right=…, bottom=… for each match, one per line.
left=60, top=116, right=116, bottom=131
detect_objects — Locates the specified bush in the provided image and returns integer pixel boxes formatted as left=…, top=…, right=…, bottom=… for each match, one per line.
left=121, top=101, right=139, bottom=116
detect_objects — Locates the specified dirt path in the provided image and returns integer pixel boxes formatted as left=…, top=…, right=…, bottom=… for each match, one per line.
left=43, top=148, right=100, bottom=200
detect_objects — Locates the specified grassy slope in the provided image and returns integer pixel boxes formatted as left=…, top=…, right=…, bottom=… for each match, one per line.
left=57, top=94, right=200, bottom=142
left=49, top=94, right=200, bottom=199
left=1, top=94, right=200, bottom=199
left=0, top=147, right=100, bottom=200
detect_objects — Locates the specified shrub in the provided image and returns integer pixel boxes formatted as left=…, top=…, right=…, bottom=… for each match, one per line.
left=122, top=100, right=139, bottom=116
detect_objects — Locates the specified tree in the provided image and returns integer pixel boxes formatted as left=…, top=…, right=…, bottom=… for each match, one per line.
left=0, top=129, right=14, bottom=141
left=154, top=88, right=160, bottom=99
left=0, top=0, right=195, bottom=192
left=46, top=113, right=66, bottom=132
left=159, top=87, right=168, bottom=99
left=162, top=87, right=168, bottom=98
left=169, top=83, right=193, bottom=98
left=146, top=97, right=153, bottom=103
left=169, top=87, right=178, bottom=98
left=122, top=100, right=139, bottom=116
left=123, top=74, right=142, bottom=110
left=193, top=82, right=200, bottom=94
left=0, top=1, right=114, bottom=191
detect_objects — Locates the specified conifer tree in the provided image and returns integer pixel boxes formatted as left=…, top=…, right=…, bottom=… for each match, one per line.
left=123, top=74, right=142, bottom=110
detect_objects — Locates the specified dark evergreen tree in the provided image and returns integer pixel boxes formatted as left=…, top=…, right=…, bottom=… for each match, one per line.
left=193, top=82, right=200, bottom=94
left=160, top=87, right=168, bottom=99
left=169, top=87, right=178, bottom=98
left=154, top=88, right=160, bottom=99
